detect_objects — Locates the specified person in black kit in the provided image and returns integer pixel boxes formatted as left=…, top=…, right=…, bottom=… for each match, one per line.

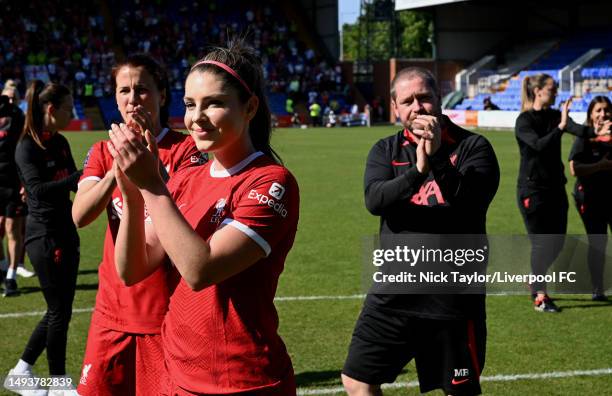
left=342, top=67, right=500, bottom=396
left=515, top=74, right=600, bottom=313
left=568, top=96, right=612, bottom=301
left=0, top=94, right=26, bottom=296
left=4, top=80, right=81, bottom=393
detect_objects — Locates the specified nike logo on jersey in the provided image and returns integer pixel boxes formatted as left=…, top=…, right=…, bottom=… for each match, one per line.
left=391, top=160, right=411, bottom=166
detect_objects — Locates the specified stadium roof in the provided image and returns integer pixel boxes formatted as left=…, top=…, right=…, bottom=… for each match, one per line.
left=395, top=0, right=470, bottom=11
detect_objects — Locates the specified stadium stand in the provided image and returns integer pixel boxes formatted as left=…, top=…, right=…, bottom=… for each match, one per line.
left=454, top=31, right=612, bottom=112
left=1, top=0, right=348, bottom=127
left=0, top=0, right=115, bottom=120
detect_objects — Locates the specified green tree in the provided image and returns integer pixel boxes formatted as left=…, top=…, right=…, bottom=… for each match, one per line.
left=342, top=4, right=432, bottom=61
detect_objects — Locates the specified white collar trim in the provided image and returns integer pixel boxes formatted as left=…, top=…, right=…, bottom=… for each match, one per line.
left=210, top=151, right=263, bottom=178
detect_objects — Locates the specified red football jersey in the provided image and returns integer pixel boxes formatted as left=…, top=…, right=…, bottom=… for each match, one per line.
left=162, top=152, right=299, bottom=393
left=79, top=128, right=206, bottom=334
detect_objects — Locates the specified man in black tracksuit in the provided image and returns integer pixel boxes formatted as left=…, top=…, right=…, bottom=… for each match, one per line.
left=342, top=67, right=499, bottom=396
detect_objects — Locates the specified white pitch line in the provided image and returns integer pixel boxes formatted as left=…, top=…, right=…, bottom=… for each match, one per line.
left=0, top=295, right=366, bottom=319
left=275, top=294, right=365, bottom=302
left=0, top=307, right=93, bottom=318
left=296, top=368, right=612, bottom=395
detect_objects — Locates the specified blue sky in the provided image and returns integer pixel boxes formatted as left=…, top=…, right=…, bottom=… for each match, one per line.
left=339, top=0, right=360, bottom=27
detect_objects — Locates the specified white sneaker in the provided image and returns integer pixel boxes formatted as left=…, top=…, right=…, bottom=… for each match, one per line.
left=16, top=266, right=36, bottom=278
left=3, top=368, right=48, bottom=395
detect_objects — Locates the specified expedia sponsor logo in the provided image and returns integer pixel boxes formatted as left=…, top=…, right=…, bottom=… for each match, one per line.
left=269, top=182, right=285, bottom=199
left=248, top=189, right=288, bottom=218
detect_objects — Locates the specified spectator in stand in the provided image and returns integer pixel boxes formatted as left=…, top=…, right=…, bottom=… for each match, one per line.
left=286, top=96, right=294, bottom=114
left=364, top=104, right=371, bottom=127
left=310, top=101, right=322, bottom=127
left=291, top=112, right=301, bottom=127
left=568, top=95, right=612, bottom=301
left=325, top=109, right=337, bottom=128
left=483, top=97, right=500, bottom=110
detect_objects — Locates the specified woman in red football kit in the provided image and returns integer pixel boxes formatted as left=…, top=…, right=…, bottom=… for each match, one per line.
left=72, top=54, right=204, bottom=395
left=108, top=40, right=299, bottom=395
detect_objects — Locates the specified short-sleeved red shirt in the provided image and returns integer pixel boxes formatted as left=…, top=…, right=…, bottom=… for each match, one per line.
left=79, top=129, right=206, bottom=333
left=163, top=151, right=299, bottom=393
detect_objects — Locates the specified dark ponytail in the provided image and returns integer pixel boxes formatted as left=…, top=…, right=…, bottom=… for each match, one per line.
left=189, top=38, right=281, bottom=164
left=521, top=73, right=553, bottom=112
left=22, top=80, right=71, bottom=149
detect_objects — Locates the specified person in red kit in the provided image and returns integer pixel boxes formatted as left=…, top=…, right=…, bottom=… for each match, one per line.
left=107, top=39, right=299, bottom=395
left=72, top=54, right=206, bottom=395
left=5, top=81, right=81, bottom=395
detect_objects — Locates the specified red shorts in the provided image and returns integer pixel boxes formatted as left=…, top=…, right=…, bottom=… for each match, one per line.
left=78, top=321, right=164, bottom=396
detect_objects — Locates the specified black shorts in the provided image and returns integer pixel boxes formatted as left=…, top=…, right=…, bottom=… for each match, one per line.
left=0, top=186, right=25, bottom=218
left=343, top=304, right=486, bottom=396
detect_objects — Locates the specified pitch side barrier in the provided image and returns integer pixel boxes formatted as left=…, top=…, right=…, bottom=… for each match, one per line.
left=443, top=110, right=588, bottom=129
left=362, top=234, right=612, bottom=294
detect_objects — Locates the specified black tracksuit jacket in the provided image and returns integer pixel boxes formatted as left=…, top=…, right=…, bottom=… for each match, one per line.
left=363, top=116, right=500, bottom=319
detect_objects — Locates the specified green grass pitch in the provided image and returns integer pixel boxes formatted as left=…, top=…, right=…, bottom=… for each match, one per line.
left=0, top=126, right=610, bottom=395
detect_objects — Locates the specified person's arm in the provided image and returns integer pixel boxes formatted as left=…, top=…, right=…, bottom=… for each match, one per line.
left=564, top=117, right=596, bottom=138
left=72, top=143, right=117, bottom=227
left=570, top=158, right=612, bottom=177
left=112, top=162, right=167, bottom=284
left=109, top=124, right=295, bottom=290
left=15, top=139, right=81, bottom=199
left=515, top=113, right=563, bottom=152
left=566, top=136, right=612, bottom=177
left=72, top=172, right=116, bottom=227
left=428, top=135, right=500, bottom=208
left=364, top=138, right=427, bottom=215
left=64, top=136, right=81, bottom=193
left=557, top=98, right=595, bottom=138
